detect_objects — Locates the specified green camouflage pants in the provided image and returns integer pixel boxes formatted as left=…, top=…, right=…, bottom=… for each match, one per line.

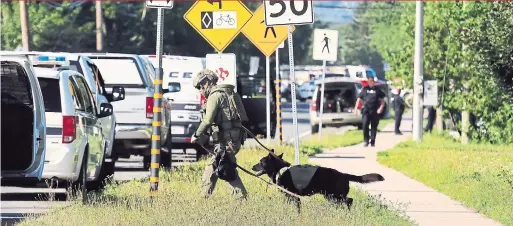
left=200, top=140, right=247, bottom=199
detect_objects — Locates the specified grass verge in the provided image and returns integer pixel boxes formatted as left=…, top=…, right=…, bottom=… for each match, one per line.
left=20, top=144, right=415, bottom=226
left=377, top=133, right=513, bottom=225
left=300, top=111, right=397, bottom=155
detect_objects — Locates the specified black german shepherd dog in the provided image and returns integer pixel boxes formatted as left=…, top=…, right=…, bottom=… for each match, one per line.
left=251, top=150, right=385, bottom=213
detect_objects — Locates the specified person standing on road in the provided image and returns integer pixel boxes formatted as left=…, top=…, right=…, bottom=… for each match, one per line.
left=424, top=106, right=436, bottom=133
left=190, top=69, right=249, bottom=200
left=353, top=76, right=386, bottom=147
left=392, top=88, right=411, bottom=135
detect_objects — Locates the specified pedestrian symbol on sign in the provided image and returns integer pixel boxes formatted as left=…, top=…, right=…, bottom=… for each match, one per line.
left=260, top=20, right=276, bottom=38
left=322, top=33, right=331, bottom=53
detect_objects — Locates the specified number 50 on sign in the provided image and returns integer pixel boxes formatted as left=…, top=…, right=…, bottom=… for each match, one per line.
left=264, top=0, right=314, bottom=26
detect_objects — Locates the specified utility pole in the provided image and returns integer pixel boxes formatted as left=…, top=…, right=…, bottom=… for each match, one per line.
left=412, top=1, right=424, bottom=142
left=461, top=1, right=469, bottom=144
left=19, top=0, right=30, bottom=51
left=96, top=0, right=103, bottom=52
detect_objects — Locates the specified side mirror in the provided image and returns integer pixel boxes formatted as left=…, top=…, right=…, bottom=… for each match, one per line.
left=98, top=103, right=114, bottom=118
left=163, top=82, right=181, bottom=94
left=109, top=86, right=125, bottom=102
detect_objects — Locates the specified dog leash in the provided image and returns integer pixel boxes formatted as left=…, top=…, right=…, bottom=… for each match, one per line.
left=240, top=125, right=290, bottom=166
left=196, top=143, right=303, bottom=199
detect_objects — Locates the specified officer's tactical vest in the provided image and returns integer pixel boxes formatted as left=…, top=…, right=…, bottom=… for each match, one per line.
left=209, top=85, right=248, bottom=132
left=276, top=165, right=319, bottom=192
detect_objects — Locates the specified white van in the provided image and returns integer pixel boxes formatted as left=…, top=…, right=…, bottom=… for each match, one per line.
left=1, top=54, right=47, bottom=185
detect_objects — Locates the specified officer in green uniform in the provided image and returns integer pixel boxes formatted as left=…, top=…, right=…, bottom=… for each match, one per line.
left=190, top=69, right=249, bottom=199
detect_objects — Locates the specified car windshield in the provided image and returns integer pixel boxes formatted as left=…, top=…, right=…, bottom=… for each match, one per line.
left=90, top=58, right=143, bottom=85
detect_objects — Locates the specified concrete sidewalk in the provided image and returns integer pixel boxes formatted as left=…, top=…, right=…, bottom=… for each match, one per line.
left=309, top=112, right=503, bottom=226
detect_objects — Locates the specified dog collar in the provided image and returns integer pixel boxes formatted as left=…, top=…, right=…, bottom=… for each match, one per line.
left=275, top=166, right=290, bottom=182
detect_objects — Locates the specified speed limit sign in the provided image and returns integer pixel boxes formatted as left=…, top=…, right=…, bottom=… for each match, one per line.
left=263, top=0, right=314, bottom=26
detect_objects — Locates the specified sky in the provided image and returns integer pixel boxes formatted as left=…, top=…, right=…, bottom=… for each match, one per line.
left=313, top=1, right=360, bottom=26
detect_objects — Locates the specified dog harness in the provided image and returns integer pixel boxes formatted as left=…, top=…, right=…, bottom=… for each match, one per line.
left=276, top=165, right=319, bottom=192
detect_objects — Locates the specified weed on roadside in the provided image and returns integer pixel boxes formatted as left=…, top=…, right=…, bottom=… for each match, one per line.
left=19, top=146, right=415, bottom=226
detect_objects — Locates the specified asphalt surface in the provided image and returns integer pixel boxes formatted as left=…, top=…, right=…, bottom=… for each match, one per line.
left=0, top=100, right=314, bottom=226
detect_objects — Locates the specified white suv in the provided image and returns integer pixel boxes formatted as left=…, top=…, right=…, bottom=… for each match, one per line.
left=34, top=66, right=114, bottom=195
left=29, top=52, right=125, bottom=180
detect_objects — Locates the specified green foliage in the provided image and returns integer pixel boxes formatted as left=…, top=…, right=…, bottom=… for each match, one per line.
left=378, top=134, right=513, bottom=225
left=352, top=2, right=513, bottom=144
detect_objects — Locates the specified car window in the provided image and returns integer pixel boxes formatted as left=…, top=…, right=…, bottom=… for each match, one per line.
left=1, top=61, right=33, bottom=107
left=68, top=79, right=84, bottom=111
left=73, top=76, right=96, bottom=114
left=88, top=63, right=107, bottom=96
left=37, top=78, right=62, bottom=112
left=141, top=58, right=154, bottom=87
left=90, top=58, right=144, bottom=86
left=356, top=72, right=364, bottom=78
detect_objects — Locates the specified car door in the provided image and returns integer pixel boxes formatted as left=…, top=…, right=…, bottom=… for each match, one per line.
left=87, top=62, right=114, bottom=156
left=70, top=75, right=104, bottom=180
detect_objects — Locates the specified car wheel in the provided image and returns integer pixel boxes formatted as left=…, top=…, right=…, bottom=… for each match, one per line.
left=67, top=146, right=88, bottom=202
left=311, top=124, right=319, bottom=134
left=143, top=155, right=151, bottom=171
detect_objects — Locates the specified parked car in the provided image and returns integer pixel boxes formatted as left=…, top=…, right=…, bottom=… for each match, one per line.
left=1, top=54, right=47, bottom=185
left=29, top=53, right=125, bottom=181
left=298, top=79, right=316, bottom=101
left=163, top=81, right=204, bottom=160
left=309, top=77, right=391, bottom=133
left=85, top=53, right=173, bottom=169
left=33, top=65, right=114, bottom=195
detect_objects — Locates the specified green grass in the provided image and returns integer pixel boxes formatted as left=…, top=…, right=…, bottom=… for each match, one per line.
left=20, top=144, right=415, bottom=226
left=300, top=111, right=397, bottom=155
left=377, top=134, right=513, bottom=225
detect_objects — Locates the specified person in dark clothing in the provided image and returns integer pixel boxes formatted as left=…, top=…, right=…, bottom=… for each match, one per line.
left=354, top=76, right=386, bottom=147
left=424, top=106, right=436, bottom=133
left=392, top=88, right=411, bottom=135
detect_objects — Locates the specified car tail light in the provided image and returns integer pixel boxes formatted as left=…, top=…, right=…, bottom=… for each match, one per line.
left=146, top=97, right=154, bottom=119
left=311, top=100, right=317, bottom=111
left=62, top=116, right=76, bottom=143
left=200, top=94, right=206, bottom=106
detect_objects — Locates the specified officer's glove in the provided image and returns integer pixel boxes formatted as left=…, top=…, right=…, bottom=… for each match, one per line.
left=192, top=134, right=209, bottom=146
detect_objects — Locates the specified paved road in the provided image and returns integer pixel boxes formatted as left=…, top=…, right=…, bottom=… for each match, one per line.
left=1, top=103, right=313, bottom=225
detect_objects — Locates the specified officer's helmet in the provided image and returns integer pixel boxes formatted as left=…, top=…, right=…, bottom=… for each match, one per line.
left=193, top=69, right=219, bottom=90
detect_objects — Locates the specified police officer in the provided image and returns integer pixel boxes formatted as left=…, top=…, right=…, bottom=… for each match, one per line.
left=392, top=88, right=411, bottom=135
left=353, top=76, right=386, bottom=147
left=190, top=69, right=248, bottom=199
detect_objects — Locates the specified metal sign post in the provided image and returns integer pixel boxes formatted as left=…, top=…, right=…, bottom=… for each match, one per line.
left=266, top=56, right=271, bottom=144
left=263, top=0, right=315, bottom=165
left=147, top=0, right=173, bottom=195
left=318, top=60, right=326, bottom=140
left=312, top=29, right=338, bottom=140
left=287, top=25, right=300, bottom=165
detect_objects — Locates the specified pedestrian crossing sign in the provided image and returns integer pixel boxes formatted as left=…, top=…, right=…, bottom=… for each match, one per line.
left=184, top=0, right=252, bottom=53
left=241, top=5, right=295, bottom=57
left=312, top=29, right=339, bottom=62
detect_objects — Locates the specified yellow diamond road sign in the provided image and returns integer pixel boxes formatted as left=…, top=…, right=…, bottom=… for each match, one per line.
left=184, top=0, right=252, bottom=53
left=242, top=5, right=295, bottom=57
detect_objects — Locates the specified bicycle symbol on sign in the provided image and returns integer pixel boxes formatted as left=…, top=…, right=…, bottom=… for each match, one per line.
left=216, top=14, right=235, bottom=26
